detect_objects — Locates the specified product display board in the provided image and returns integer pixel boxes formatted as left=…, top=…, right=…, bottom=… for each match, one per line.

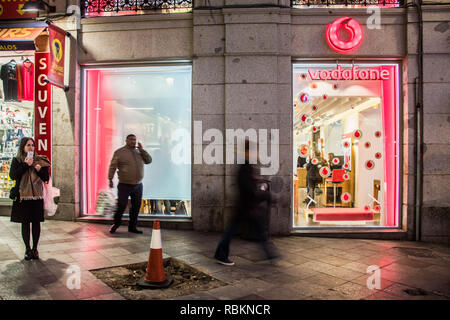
left=0, top=55, right=34, bottom=199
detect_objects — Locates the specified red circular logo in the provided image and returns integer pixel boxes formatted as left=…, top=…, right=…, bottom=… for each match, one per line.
left=365, top=142, right=371, bottom=148
left=326, top=17, right=363, bottom=54
left=353, top=129, right=362, bottom=139
left=375, top=131, right=382, bottom=138
left=343, top=163, right=350, bottom=170
left=312, top=126, right=318, bottom=133
left=299, top=144, right=309, bottom=158
left=332, top=158, right=339, bottom=165
left=301, top=114, right=308, bottom=122
left=300, top=93, right=308, bottom=103
left=343, top=173, right=350, bottom=180
left=366, top=160, right=375, bottom=170
left=320, top=166, right=331, bottom=178
left=311, top=158, right=319, bottom=165
left=341, top=192, right=352, bottom=203
left=375, top=152, right=382, bottom=159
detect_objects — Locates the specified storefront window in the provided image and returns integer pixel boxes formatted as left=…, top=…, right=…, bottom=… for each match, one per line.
left=83, top=65, right=192, bottom=217
left=0, top=55, right=35, bottom=199
left=292, top=63, right=400, bottom=228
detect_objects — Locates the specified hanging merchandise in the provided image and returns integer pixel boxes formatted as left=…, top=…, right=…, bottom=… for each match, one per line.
left=0, top=60, right=18, bottom=101
left=16, top=59, right=34, bottom=102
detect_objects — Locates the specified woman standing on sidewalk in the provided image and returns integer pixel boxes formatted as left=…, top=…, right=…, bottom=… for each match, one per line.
left=9, top=137, right=50, bottom=260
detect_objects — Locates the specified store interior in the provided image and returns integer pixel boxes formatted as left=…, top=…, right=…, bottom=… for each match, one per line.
left=292, top=63, right=392, bottom=228
left=83, top=66, right=192, bottom=217
left=0, top=52, right=35, bottom=199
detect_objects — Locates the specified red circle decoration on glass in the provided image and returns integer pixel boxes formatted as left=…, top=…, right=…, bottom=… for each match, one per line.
left=375, top=131, right=382, bottom=138
left=326, top=17, right=363, bottom=54
left=300, top=93, right=309, bottom=103
left=364, top=205, right=370, bottom=211
left=353, top=129, right=362, bottom=139
left=333, top=84, right=338, bottom=89
left=301, top=114, right=308, bottom=122
left=323, top=94, right=328, bottom=100
left=341, top=192, right=352, bottom=203
left=332, top=157, right=340, bottom=165
left=312, top=126, right=318, bottom=133
left=365, top=160, right=375, bottom=170
left=312, top=105, right=318, bottom=112
left=312, top=83, right=318, bottom=89
left=375, top=152, right=382, bottom=159
left=320, top=166, right=331, bottom=178
left=343, top=163, right=350, bottom=170
left=343, top=173, right=350, bottom=180
left=365, top=142, right=371, bottom=148
left=301, top=74, right=307, bottom=79
left=343, top=141, right=350, bottom=149
left=375, top=205, right=381, bottom=212
left=311, top=158, right=319, bottom=165
left=298, top=144, right=309, bottom=158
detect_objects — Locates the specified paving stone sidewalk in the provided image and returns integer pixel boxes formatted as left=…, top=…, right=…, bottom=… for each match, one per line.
left=0, top=217, right=449, bottom=300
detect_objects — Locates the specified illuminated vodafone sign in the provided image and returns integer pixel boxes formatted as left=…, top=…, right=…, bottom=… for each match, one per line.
left=308, top=65, right=390, bottom=81
left=326, top=17, right=363, bottom=54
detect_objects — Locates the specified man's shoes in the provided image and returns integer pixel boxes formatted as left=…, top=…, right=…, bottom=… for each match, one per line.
left=215, top=257, right=235, bottom=266
left=128, top=228, right=143, bottom=234
left=24, top=249, right=33, bottom=260
left=109, top=224, right=119, bottom=234
left=31, top=249, right=39, bottom=260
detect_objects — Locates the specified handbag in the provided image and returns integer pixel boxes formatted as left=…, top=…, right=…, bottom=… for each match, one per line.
left=43, top=177, right=60, bottom=216
left=96, top=189, right=116, bottom=217
left=9, top=184, right=19, bottom=201
left=9, top=174, right=22, bottom=201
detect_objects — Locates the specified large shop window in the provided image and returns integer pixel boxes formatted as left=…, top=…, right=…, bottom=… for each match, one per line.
left=83, top=65, right=192, bottom=217
left=292, top=63, right=400, bottom=228
left=0, top=54, right=35, bottom=199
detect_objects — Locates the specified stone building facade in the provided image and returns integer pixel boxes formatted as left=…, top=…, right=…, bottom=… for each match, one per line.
left=0, top=0, right=449, bottom=245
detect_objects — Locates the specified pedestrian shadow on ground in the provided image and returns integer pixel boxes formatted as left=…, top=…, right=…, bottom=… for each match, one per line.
left=1, top=258, right=70, bottom=297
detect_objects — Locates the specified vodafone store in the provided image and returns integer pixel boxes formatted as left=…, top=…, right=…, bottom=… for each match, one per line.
left=292, top=62, right=400, bottom=228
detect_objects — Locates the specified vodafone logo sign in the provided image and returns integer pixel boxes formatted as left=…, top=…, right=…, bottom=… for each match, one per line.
left=326, top=17, right=363, bottom=54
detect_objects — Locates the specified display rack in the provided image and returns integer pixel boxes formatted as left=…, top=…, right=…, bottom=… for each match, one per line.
left=0, top=55, right=35, bottom=199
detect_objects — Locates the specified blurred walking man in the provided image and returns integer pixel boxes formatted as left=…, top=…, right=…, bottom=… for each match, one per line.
left=214, top=139, right=280, bottom=265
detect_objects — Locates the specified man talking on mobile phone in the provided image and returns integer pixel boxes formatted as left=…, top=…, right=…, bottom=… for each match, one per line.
left=108, top=134, right=152, bottom=234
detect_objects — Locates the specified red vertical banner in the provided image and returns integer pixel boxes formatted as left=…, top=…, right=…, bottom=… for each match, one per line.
left=48, top=23, right=66, bottom=89
left=34, top=52, right=52, bottom=166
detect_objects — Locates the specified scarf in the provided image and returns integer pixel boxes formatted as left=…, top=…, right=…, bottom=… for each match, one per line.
left=19, top=155, right=51, bottom=201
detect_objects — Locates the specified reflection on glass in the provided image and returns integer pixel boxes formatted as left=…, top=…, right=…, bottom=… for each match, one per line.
left=292, top=63, right=399, bottom=228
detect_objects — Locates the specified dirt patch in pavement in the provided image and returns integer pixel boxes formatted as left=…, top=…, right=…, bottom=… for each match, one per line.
left=91, top=258, right=226, bottom=300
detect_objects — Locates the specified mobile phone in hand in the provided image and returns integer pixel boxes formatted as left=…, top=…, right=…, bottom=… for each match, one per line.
left=27, top=151, right=34, bottom=159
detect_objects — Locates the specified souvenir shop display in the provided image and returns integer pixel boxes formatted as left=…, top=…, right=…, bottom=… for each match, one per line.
left=0, top=56, right=35, bottom=199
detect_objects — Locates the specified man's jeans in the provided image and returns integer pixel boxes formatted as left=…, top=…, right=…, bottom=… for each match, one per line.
left=114, top=183, right=143, bottom=230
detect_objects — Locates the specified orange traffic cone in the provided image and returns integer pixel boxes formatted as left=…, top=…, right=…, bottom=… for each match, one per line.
left=137, top=220, right=173, bottom=288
